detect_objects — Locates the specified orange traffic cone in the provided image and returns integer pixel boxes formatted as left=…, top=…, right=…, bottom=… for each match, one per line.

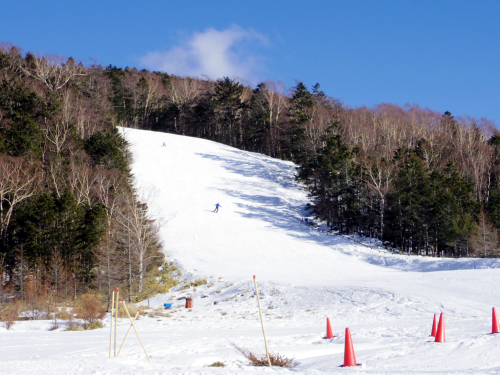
left=430, top=314, right=437, bottom=337
left=492, top=307, right=500, bottom=334
left=342, top=328, right=358, bottom=367
left=434, top=313, right=445, bottom=343
left=324, top=317, right=335, bottom=339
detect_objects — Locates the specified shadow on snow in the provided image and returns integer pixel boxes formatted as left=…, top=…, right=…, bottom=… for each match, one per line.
left=196, top=150, right=500, bottom=273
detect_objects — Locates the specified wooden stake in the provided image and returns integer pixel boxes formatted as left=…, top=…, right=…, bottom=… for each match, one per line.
left=121, top=299, right=150, bottom=361
left=253, top=275, right=271, bottom=367
left=116, top=310, right=140, bottom=357
left=114, top=289, right=119, bottom=357
left=109, top=289, right=115, bottom=358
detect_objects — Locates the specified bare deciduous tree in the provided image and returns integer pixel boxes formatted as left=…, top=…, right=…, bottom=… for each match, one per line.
left=48, top=250, right=64, bottom=296
left=362, top=158, right=395, bottom=240
left=18, top=53, right=86, bottom=93
left=261, top=80, right=288, bottom=156
left=0, top=156, right=42, bottom=239
left=68, top=160, right=97, bottom=206
left=469, top=210, right=500, bottom=257
left=115, top=187, right=163, bottom=300
left=93, top=170, right=123, bottom=307
left=42, top=120, right=71, bottom=154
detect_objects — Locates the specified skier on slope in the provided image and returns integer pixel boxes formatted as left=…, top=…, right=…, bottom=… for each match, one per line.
left=214, top=203, right=221, bottom=213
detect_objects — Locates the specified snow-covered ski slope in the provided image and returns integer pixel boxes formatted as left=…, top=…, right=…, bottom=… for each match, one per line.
left=3, top=127, right=500, bottom=374
left=125, top=127, right=500, bottom=279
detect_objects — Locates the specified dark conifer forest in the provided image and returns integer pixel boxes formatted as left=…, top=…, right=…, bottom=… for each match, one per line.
left=1, top=42, right=500, bottom=303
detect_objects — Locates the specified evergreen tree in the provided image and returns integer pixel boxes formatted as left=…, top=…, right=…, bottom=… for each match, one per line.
left=84, top=128, right=129, bottom=171
left=104, top=65, right=129, bottom=122
left=429, top=163, right=475, bottom=255
left=212, top=77, right=245, bottom=147
left=287, top=82, right=314, bottom=163
left=301, top=121, right=354, bottom=231
left=389, top=150, right=430, bottom=254
left=8, top=189, right=106, bottom=277
left=244, top=84, right=270, bottom=153
left=0, top=80, right=46, bottom=158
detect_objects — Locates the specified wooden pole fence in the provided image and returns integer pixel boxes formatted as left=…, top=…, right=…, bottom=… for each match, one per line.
left=117, top=310, right=140, bottom=357
left=121, top=299, right=150, bottom=361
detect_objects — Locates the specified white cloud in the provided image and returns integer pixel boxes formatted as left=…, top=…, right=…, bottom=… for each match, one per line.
left=140, top=26, right=266, bottom=80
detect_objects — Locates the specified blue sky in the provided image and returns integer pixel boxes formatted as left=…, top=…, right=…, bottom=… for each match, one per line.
left=2, top=0, right=499, bottom=125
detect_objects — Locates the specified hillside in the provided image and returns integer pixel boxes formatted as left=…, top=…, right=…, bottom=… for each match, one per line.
left=2, top=128, right=500, bottom=374
left=123, top=127, right=389, bottom=284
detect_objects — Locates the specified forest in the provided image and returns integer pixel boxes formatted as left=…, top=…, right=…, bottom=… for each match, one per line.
left=93, top=57, right=500, bottom=258
left=1, top=41, right=499, bottom=306
left=0, top=43, right=176, bottom=307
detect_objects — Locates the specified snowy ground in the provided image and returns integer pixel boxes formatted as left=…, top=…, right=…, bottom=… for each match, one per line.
left=2, top=128, right=500, bottom=374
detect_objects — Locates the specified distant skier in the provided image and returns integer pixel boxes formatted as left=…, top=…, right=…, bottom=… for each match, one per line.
left=162, top=142, right=166, bottom=147
left=214, top=203, right=221, bottom=213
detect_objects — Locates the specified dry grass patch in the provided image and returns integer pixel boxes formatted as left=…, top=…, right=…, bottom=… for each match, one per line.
left=152, top=308, right=172, bottom=318
left=117, top=302, right=139, bottom=318
left=0, top=301, right=22, bottom=329
left=192, top=278, right=208, bottom=287
left=232, top=343, right=295, bottom=368
left=83, top=321, right=104, bottom=330
left=56, top=307, right=72, bottom=320
left=74, top=293, right=106, bottom=323
left=206, top=361, right=226, bottom=367
left=65, top=324, right=82, bottom=331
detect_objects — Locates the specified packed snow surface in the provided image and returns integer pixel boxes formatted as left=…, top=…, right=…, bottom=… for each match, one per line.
left=3, top=127, right=500, bottom=374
